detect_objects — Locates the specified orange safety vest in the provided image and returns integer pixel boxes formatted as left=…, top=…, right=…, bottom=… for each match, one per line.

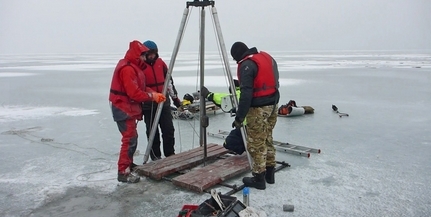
left=237, top=51, right=277, bottom=98
left=142, top=58, right=167, bottom=93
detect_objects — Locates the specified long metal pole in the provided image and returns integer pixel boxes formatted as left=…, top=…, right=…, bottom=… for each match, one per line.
left=143, top=7, right=189, bottom=164
left=199, top=6, right=208, bottom=162
left=211, top=6, right=253, bottom=168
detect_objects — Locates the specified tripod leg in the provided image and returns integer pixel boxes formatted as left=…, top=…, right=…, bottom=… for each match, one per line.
left=211, top=6, right=254, bottom=170
left=167, top=7, right=190, bottom=71
left=143, top=7, right=191, bottom=164
left=211, top=7, right=236, bottom=103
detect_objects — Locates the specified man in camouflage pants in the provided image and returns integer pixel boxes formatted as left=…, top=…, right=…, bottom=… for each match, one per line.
left=230, top=41, right=280, bottom=190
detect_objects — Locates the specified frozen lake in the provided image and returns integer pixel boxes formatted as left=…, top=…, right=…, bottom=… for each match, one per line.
left=1, top=50, right=430, bottom=217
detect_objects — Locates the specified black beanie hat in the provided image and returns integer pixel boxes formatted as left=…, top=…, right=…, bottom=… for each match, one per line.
left=230, top=41, right=248, bottom=62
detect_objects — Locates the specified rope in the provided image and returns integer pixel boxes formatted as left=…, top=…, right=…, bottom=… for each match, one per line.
left=2, top=126, right=118, bottom=182
left=1, top=127, right=113, bottom=157
left=176, top=119, right=182, bottom=153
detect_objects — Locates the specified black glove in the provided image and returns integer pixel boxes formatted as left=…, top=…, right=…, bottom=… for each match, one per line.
left=200, top=86, right=211, bottom=99
left=232, top=118, right=243, bottom=129
left=173, top=97, right=181, bottom=108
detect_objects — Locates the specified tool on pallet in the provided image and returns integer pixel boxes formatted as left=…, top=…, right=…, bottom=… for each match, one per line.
left=211, top=189, right=226, bottom=211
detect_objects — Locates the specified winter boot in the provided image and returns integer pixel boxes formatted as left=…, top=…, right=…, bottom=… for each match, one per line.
left=118, top=167, right=140, bottom=183
left=242, top=172, right=266, bottom=190
left=117, top=172, right=140, bottom=183
left=265, top=166, right=275, bottom=184
left=130, top=163, right=138, bottom=172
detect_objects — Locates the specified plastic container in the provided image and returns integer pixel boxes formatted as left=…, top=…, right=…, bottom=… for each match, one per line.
left=242, top=187, right=249, bottom=206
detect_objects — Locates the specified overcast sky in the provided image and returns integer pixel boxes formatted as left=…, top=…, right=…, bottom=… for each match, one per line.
left=1, top=0, right=430, bottom=54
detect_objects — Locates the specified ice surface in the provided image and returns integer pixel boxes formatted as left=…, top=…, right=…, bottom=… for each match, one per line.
left=0, top=51, right=430, bottom=217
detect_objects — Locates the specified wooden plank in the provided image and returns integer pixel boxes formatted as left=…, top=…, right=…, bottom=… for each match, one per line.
left=135, top=144, right=223, bottom=177
left=172, top=155, right=250, bottom=193
left=134, top=143, right=229, bottom=180
left=134, top=146, right=212, bottom=177
left=149, top=146, right=227, bottom=180
left=140, top=144, right=221, bottom=172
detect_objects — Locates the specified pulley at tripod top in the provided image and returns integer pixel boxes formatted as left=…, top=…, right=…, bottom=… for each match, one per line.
left=186, top=0, right=215, bottom=8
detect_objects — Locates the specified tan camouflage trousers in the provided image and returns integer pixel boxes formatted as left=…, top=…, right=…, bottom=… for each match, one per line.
left=245, top=104, right=278, bottom=173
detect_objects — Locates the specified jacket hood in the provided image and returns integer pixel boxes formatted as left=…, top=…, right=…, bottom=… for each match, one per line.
left=124, top=40, right=149, bottom=65
left=238, top=47, right=258, bottom=62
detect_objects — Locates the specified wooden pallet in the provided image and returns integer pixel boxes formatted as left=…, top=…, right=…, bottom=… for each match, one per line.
left=172, top=154, right=250, bottom=193
left=134, top=143, right=229, bottom=180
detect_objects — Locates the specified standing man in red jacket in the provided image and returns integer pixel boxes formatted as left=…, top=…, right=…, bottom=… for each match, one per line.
left=109, top=40, right=166, bottom=183
left=141, top=40, right=182, bottom=161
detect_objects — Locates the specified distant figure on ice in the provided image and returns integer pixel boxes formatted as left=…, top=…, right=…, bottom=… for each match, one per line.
left=230, top=41, right=280, bottom=190
left=141, top=40, right=182, bottom=161
left=109, top=40, right=166, bottom=183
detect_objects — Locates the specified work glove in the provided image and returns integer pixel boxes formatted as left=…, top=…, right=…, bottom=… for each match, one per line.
left=173, top=97, right=181, bottom=108
left=151, top=92, right=166, bottom=103
left=200, top=86, right=211, bottom=99
left=231, top=117, right=243, bottom=129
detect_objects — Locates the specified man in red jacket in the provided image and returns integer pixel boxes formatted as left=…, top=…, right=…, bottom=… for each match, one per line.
left=141, top=40, right=182, bottom=161
left=109, top=40, right=166, bottom=183
left=230, top=41, right=280, bottom=190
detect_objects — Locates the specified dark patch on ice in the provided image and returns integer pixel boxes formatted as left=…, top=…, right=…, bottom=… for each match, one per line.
left=349, top=173, right=359, bottom=179
left=364, top=191, right=380, bottom=197
left=28, top=180, right=188, bottom=217
left=325, top=160, right=344, bottom=167
left=311, top=175, right=338, bottom=186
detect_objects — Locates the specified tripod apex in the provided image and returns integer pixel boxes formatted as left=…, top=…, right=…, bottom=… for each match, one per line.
left=187, top=0, right=215, bottom=8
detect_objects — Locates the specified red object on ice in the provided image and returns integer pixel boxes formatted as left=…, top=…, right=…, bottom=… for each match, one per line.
left=178, top=204, right=199, bottom=217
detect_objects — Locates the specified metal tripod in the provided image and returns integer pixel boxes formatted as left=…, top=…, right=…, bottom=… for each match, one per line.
left=143, top=0, right=252, bottom=169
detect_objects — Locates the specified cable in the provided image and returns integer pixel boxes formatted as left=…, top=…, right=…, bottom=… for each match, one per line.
left=2, top=127, right=113, bottom=157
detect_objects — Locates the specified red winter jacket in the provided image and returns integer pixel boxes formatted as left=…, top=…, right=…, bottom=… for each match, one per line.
left=109, top=40, right=154, bottom=121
